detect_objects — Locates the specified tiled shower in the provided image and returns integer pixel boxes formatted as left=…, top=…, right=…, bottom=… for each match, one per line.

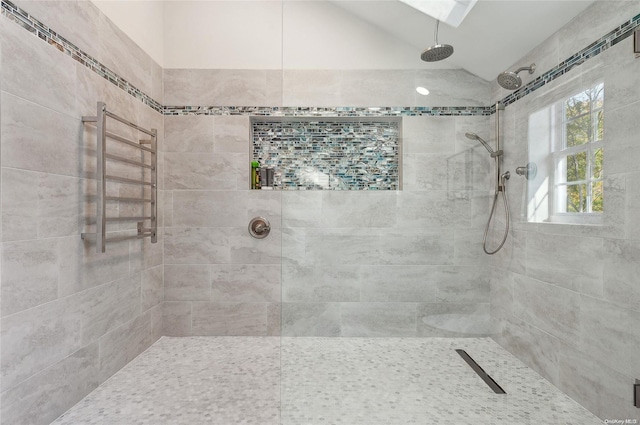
left=1, top=0, right=639, bottom=424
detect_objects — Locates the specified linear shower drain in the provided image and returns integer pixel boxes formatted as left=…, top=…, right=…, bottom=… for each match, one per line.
left=455, top=349, right=506, bottom=394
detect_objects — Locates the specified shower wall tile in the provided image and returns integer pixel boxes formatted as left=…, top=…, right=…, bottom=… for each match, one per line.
left=0, top=342, right=100, bottom=425
left=414, top=69, right=490, bottom=107
left=164, top=265, right=211, bottom=301
left=283, top=263, right=362, bottom=302
left=210, top=264, right=281, bottom=303
left=378, top=229, right=455, bottom=265
left=396, top=191, right=470, bottom=229
left=229, top=227, right=281, bottom=264
left=0, top=238, right=59, bottom=317
left=0, top=20, right=77, bottom=117
left=605, top=100, right=640, bottom=176
left=341, top=302, right=417, bottom=337
left=402, top=116, right=456, bottom=154
left=162, top=302, right=192, bottom=337
left=281, top=191, right=323, bottom=228
left=338, top=70, right=416, bottom=106
left=1, top=168, right=39, bottom=242
left=436, top=266, right=490, bottom=303
left=1, top=273, right=141, bottom=392
left=625, top=171, right=640, bottom=240
left=359, top=266, right=437, bottom=302
left=320, top=191, right=397, bottom=228
left=602, top=238, right=640, bottom=310
left=164, top=227, right=230, bottom=265
left=163, top=69, right=282, bottom=107
left=213, top=115, right=250, bottom=153
left=281, top=303, right=342, bottom=337
left=557, top=343, right=639, bottom=421
left=525, top=232, right=603, bottom=296
left=12, top=0, right=102, bottom=61
left=1, top=92, right=83, bottom=178
left=141, top=266, right=163, bottom=311
left=191, top=302, right=268, bottom=336
left=604, top=37, right=640, bottom=113
left=492, top=316, right=562, bottom=386
left=164, top=152, right=245, bottom=190
left=512, top=274, right=581, bottom=344
left=578, top=294, right=640, bottom=378
left=1, top=4, right=164, bottom=424
left=453, top=229, right=486, bottom=266
left=281, top=70, right=342, bottom=107
left=417, top=303, right=490, bottom=337
left=58, top=236, right=131, bottom=297
left=164, top=115, right=214, bottom=152
left=98, top=310, right=155, bottom=382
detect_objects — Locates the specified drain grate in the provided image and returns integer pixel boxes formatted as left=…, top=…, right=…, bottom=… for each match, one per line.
left=456, top=349, right=506, bottom=394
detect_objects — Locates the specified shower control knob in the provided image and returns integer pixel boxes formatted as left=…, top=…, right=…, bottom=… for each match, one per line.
left=248, top=217, right=271, bottom=239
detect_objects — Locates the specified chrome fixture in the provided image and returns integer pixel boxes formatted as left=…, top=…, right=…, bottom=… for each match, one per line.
left=516, top=162, right=537, bottom=180
left=248, top=217, right=271, bottom=239
left=465, top=132, right=503, bottom=158
left=497, top=63, right=536, bottom=90
left=469, top=102, right=509, bottom=255
left=421, top=20, right=454, bottom=62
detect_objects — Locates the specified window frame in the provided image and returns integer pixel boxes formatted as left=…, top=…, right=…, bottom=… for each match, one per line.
left=548, top=81, right=604, bottom=224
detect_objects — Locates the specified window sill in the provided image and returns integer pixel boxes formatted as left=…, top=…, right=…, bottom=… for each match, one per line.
left=546, top=213, right=603, bottom=226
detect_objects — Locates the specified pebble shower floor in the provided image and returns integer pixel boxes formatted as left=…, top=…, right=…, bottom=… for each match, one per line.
left=52, top=337, right=603, bottom=424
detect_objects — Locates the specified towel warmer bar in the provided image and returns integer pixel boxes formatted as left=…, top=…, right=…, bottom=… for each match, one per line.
left=81, top=102, right=157, bottom=253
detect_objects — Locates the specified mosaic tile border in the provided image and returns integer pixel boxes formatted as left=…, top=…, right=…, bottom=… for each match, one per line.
left=2, top=0, right=639, bottom=116
left=0, top=0, right=164, bottom=113
left=501, top=12, right=640, bottom=107
left=163, top=105, right=491, bottom=117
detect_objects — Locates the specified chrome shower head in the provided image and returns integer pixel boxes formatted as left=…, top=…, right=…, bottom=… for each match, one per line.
left=497, top=63, right=536, bottom=90
left=465, top=132, right=495, bottom=155
left=421, top=20, right=454, bottom=62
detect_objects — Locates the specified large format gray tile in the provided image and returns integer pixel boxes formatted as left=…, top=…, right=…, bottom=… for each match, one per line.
left=281, top=303, right=341, bottom=337
left=341, top=302, right=417, bottom=337
left=191, top=302, right=268, bottom=336
left=417, top=303, right=490, bottom=337
left=1, top=93, right=83, bottom=177
left=526, top=231, right=603, bottom=296
left=512, top=274, right=581, bottom=343
left=164, top=265, right=211, bottom=301
left=210, top=264, right=281, bottom=303
left=0, top=343, right=100, bottom=425
left=1, top=238, right=59, bottom=317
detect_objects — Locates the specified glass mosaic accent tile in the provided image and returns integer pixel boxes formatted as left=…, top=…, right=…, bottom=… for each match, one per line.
left=252, top=119, right=400, bottom=190
left=164, top=106, right=491, bottom=117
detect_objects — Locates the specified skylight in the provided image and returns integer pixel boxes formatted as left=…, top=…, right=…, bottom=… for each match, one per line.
left=398, top=0, right=477, bottom=28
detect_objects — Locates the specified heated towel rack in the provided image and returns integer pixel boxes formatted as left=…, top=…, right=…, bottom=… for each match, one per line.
left=81, top=102, right=157, bottom=253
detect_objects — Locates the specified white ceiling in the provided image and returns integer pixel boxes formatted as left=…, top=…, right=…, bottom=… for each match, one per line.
left=94, top=0, right=596, bottom=81
left=330, top=0, right=596, bottom=81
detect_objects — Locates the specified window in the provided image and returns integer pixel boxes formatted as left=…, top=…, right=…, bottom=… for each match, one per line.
left=526, top=81, right=604, bottom=225
left=552, top=82, right=604, bottom=219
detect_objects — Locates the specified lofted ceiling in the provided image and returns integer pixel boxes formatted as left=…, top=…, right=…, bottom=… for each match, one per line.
left=329, top=0, right=596, bottom=81
left=94, top=0, right=597, bottom=82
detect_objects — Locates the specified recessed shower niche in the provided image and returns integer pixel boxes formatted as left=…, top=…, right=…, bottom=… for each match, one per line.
left=251, top=117, right=401, bottom=190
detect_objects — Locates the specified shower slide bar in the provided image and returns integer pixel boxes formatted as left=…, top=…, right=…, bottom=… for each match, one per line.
left=81, top=101, right=158, bottom=253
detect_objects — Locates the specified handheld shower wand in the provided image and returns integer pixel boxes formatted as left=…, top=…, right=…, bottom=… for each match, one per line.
left=466, top=102, right=510, bottom=255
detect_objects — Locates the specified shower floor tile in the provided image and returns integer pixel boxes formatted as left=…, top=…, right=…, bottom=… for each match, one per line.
left=52, top=337, right=603, bottom=425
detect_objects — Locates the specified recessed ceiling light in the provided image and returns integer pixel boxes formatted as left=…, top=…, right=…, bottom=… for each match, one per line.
left=398, top=0, right=477, bottom=28
left=416, top=86, right=430, bottom=95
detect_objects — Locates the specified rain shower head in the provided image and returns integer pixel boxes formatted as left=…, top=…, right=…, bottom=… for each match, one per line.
left=497, top=63, right=536, bottom=90
left=421, top=20, right=454, bottom=62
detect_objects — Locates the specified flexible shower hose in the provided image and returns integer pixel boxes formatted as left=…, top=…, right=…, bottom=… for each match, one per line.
left=483, top=172, right=510, bottom=255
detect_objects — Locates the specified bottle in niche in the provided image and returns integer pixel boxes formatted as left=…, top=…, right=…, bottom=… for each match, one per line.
left=251, top=161, right=260, bottom=189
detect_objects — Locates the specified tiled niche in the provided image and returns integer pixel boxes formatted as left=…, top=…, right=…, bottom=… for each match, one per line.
left=251, top=117, right=401, bottom=190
